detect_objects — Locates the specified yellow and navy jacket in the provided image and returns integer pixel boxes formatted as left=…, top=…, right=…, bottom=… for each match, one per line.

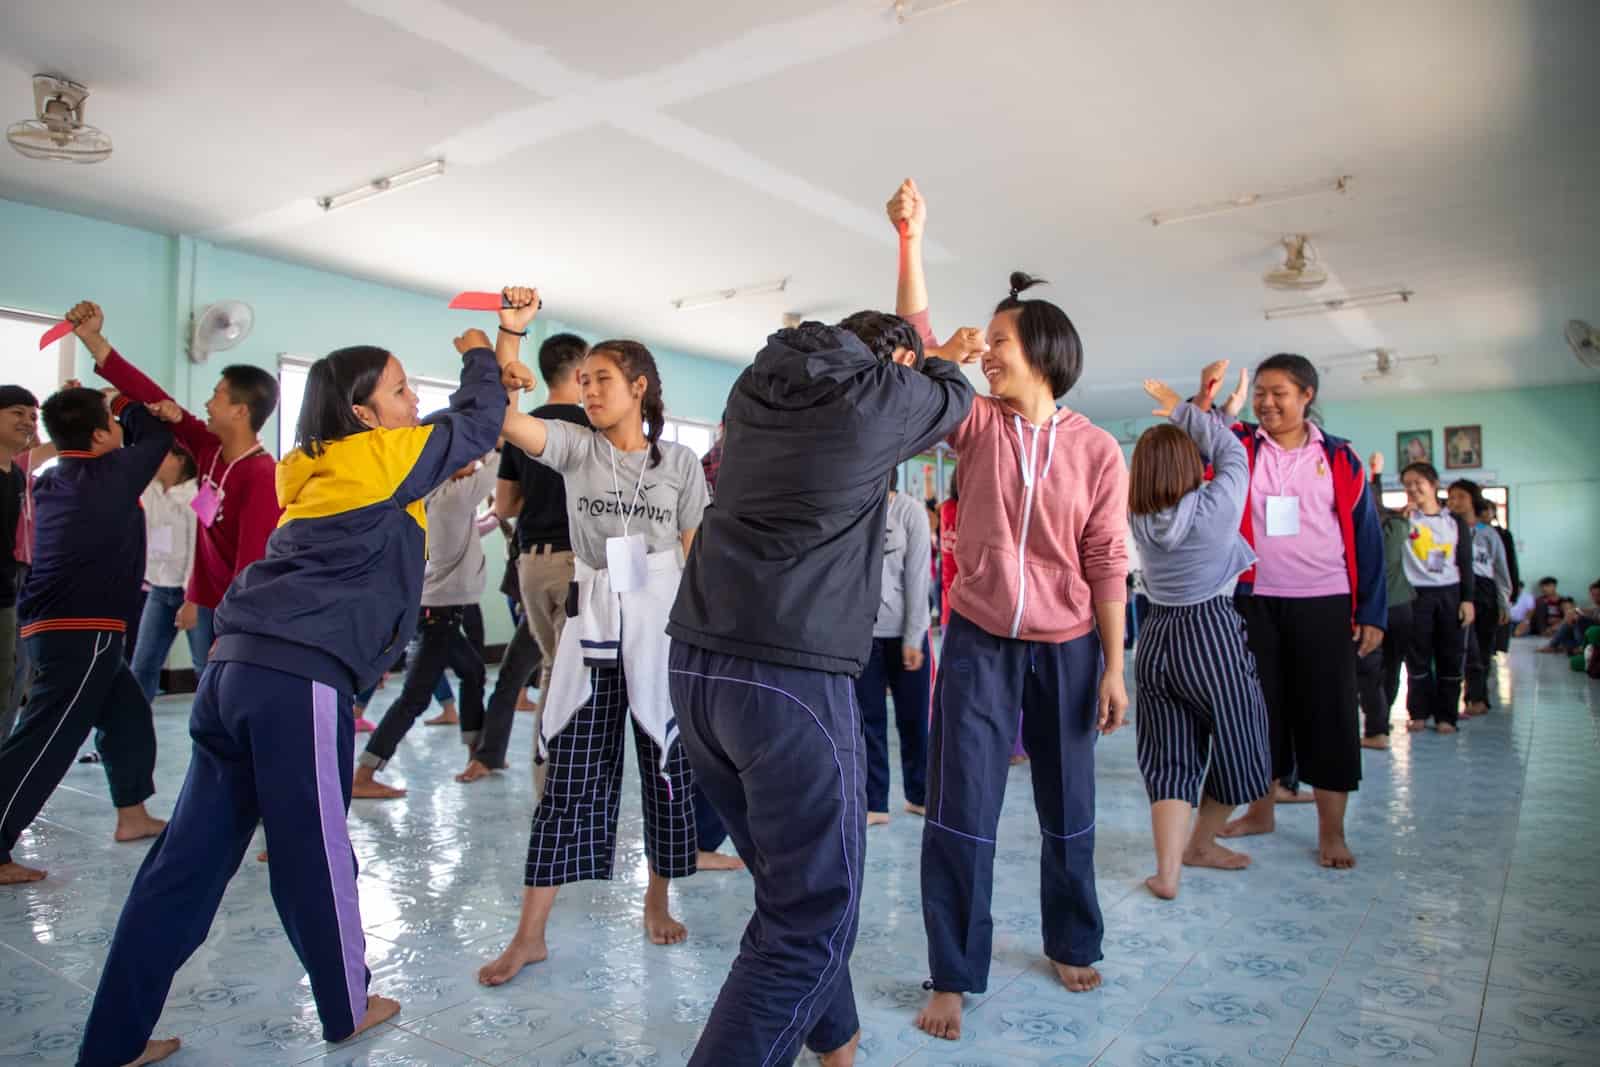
left=20, top=398, right=173, bottom=639
left=210, top=347, right=507, bottom=694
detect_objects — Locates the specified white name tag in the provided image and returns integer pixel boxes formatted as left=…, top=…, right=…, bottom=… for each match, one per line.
left=1265, top=495, right=1301, bottom=537
left=605, top=534, right=649, bottom=593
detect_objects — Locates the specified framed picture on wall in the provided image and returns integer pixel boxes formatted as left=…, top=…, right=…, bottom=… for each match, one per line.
left=1444, top=424, right=1483, bottom=469
left=1396, top=429, right=1433, bottom=468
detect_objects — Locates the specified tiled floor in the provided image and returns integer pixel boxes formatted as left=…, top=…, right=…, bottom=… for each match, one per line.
left=1, top=640, right=1596, bottom=1065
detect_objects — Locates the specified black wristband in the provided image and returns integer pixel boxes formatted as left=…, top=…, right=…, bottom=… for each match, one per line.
left=498, top=325, right=528, bottom=337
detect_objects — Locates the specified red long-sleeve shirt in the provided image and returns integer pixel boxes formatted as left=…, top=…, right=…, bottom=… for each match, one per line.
left=96, top=350, right=282, bottom=609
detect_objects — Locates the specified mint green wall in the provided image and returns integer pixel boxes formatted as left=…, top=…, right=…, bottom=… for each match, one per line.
left=1318, top=386, right=1600, bottom=599
left=1, top=195, right=742, bottom=665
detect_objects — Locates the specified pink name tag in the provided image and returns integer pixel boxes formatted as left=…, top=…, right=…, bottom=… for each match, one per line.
left=191, top=482, right=222, bottom=528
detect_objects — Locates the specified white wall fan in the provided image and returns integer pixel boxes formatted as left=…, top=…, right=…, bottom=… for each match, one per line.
left=1262, top=235, right=1328, bottom=291
left=1566, top=320, right=1600, bottom=370
left=189, top=301, right=255, bottom=363
left=6, top=75, right=112, bottom=163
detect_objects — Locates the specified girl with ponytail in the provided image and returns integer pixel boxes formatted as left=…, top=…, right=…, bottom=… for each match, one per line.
left=887, top=179, right=1130, bottom=1039
left=481, top=338, right=711, bottom=986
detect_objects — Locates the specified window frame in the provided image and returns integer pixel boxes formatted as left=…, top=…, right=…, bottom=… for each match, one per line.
left=277, top=355, right=460, bottom=458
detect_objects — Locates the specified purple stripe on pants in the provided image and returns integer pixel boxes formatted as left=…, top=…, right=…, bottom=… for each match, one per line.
left=312, top=680, right=367, bottom=1032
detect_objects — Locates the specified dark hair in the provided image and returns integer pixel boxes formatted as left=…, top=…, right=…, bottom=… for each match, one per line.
left=993, top=272, right=1083, bottom=398
left=948, top=472, right=959, bottom=503
left=539, top=332, right=589, bottom=387
left=1559, top=596, right=1576, bottom=607
left=294, top=346, right=392, bottom=458
left=1448, top=478, right=1486, bottom=515
left=1538, top=576, right=1557, bottom=587
left=1476, top=498, right=1498, bottom=519
left=837, top=311, right=925, bottom=370
left=888, top=468, right=899, bottom=493
left=221, top=365, right=280, bottom=433
left=1253, top=353, right=1321, bottom=424
left=1401, top=461, right=1441, bottom=486
left=590, top=340, right=665, bottom=468
left=1129, top=423, right=1205, bottom=515
left=0, top=385, right=39, bottom=410
left=41, top=387, right=112, bottom=452
left=169, top=444, right=198, bottom=484
left=1590, top=579, right=1599, bottom=591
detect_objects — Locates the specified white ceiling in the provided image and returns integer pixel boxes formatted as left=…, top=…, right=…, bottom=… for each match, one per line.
left=2, top=0, right=1597, bottom=420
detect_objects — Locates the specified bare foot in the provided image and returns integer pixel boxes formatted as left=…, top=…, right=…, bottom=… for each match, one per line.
left=1437, top=723, right=1458, bottom=735
left=516, top=694, right=538, bottom=712
left=351, top=773, right=406, bottom=800
left=867, top=812, right=891, bottom=827
left=1406, top=720, right=1426, bottom=733
left=1360, top=734, right=1391, bottom=750
left=1273, top=783, right=1314, bottom=804
left=1009, top=754, right=1028, bottom=766
left=697, top=850, right=745, bottom=871
left=455, top=760, right=494, bottom=783
left=1319, top=833, right=1356, bottom=869
left=905, top=803, right=926, bottom=816
left=1183, top=841, right=1251, bottom=870
left=644, top=903, right=688, bottom=945
left=257, top=851, right=268, bottom=863
left=124, top=1037, right=181, bottom=1065
left=0, top=862, right=47, bottom=885
left=1219, top=810, right=1274, bottom=839
left=424, top=710, right=458, bottom=726
left=478, top=936, right=548, bottom=986
left=1145, top=872, right=1179, bottom=900
left=114, top=811, right=167, bottom=843
left=343, top=995, right=401, bottom=1040
left=915, top=990, right=963, bottom=1040
left=1053, top=961, right=1102, bottom=992
left=818, top=1029, right=862, bottom=1067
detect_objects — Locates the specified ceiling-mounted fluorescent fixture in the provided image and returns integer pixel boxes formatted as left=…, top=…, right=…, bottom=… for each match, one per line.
left=1263, top=286, right=1413, bottom=321
left=317, top=159, right=445, bottom=212
left=1146, top=175, right=1352, bottom=227
left=672, top=277, right=790, bottom=311
left=893, top=0, right=974, bottom=22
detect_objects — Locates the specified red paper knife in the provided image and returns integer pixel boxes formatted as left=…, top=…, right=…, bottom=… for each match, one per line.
left=39, top=321, right=73, bottom=350
left=449, top=291, right=542, bottom=312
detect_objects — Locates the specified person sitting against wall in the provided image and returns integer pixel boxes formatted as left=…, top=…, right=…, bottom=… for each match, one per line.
left=1515, top=577, right=1564, bottom=638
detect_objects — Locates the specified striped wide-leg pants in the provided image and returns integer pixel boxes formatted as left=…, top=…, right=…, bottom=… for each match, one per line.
left=1134, top=595, right=1271, bottom=807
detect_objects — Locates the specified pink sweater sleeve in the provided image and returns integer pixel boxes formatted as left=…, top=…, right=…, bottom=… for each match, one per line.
left=1079, top=443, right=1130, bottom=604
left=903, top=307, right=939, bottom=348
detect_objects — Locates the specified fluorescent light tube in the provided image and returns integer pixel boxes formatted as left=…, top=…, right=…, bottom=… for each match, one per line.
left=317, top=160, right=445, bottom=212
left=1147, top=175, right=1351, bottom=227
left=1263, top=287, right=1413, bottom=321
left=672, top=277, right=789, bottom=311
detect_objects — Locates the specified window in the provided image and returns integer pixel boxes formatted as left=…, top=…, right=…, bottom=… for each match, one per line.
left=661, top=417, right=716, bottom=458
left=1379, top=485, right=1510, bottom=528
left=278, top=357, right=458, bottom=457
left=0, top=307, right=76, bottom=451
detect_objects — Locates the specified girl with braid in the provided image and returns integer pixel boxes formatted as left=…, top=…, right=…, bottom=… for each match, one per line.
left=481, top=340, right=709, bottom=986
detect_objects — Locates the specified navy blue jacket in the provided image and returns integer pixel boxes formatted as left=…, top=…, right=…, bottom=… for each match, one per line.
left=20, top=398, right=173, bottom=638
left=210, top=347, right=507, bottom=693
left=668, top=323, right=974, bottom=675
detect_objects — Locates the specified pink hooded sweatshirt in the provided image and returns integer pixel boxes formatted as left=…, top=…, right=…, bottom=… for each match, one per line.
left=911, top=311, right=1129, bottom=643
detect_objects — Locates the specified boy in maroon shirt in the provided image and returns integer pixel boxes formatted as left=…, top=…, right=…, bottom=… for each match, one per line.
left=73, top=302, right=281, bottom=671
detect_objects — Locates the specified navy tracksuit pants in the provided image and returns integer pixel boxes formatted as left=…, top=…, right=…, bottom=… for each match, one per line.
left=669, top=642, right=864, bottom=1067
left=0, top=630, right=156, bottom=866
left=852, top=635, right=930, bottom=811
left=922, top=611, right=1104, bottom=994
left=78, top=661, right=370, bottom=1065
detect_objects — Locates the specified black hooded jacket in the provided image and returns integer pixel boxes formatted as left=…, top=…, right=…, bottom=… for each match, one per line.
left=668, top=323, right=974, bottom=675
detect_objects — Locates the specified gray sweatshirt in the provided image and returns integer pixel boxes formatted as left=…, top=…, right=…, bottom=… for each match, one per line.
left=1130, top=402, right=1257, bottom=606
left=873, top=490, right=933, bottom=648
left=420, top=456, right=500, bottom=608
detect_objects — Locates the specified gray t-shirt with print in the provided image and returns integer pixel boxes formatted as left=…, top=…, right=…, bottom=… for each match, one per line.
left=533, top=421, right=709, bottom=570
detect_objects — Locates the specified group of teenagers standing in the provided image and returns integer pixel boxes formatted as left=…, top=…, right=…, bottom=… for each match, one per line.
left=0, top=176, right=1510, bottom=1067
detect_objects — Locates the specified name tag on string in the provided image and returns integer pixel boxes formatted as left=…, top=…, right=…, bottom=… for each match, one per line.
left=606, top=534, right=649, bottom=593
left=1265, top=495, right=1300, bottom=537
left=1426, top=549, right=1448, bottom=575
left=191, top=482, right=222, bottom=528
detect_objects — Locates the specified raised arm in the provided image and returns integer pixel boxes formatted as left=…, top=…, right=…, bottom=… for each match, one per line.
left=69, top=301, right=213, bottom=458
left=392, top=335, right=511, bottom=505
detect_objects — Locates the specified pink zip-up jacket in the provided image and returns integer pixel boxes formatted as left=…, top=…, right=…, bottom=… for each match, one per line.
left=910, top=307, right=1128, bottom=642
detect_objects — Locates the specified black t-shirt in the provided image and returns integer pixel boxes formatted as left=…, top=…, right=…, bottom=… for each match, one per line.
left=0, top=464, right=24, bottom=605
left=497, top=403, right=590, bottom=553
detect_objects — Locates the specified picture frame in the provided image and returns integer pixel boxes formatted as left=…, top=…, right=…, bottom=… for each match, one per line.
left=1444, top=424, right=1483, bottom=470
left=1396, top=429, right=1433, bottom=468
